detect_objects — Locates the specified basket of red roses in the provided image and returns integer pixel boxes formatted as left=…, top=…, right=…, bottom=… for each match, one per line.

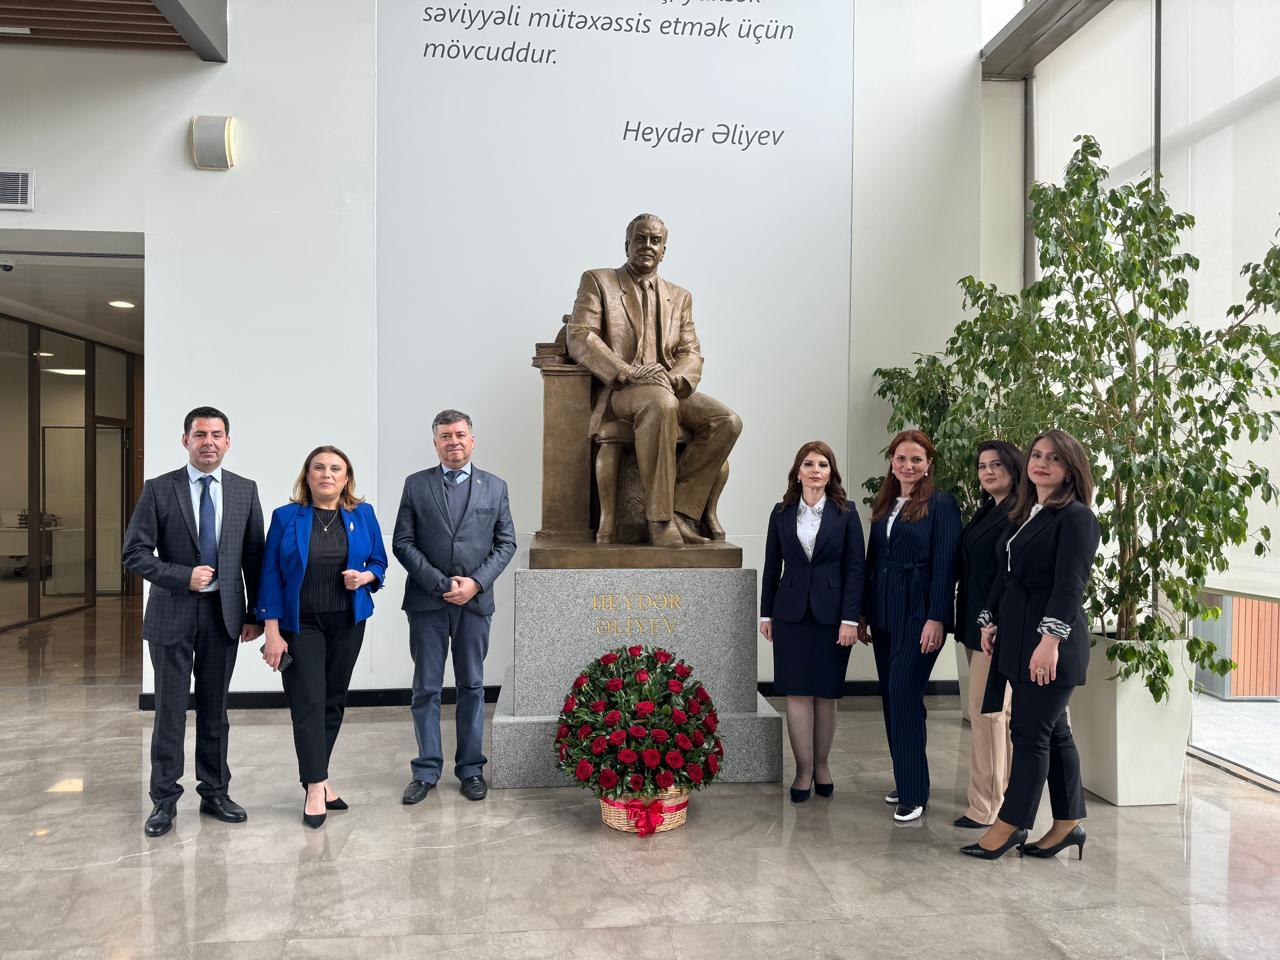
left=555, top=644, right=724, bottom=836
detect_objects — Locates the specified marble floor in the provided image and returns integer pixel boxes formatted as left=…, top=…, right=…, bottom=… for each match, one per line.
left=1193, top=697, right=1280, bottom=784
left=2, top=601, right=1279, bottom=959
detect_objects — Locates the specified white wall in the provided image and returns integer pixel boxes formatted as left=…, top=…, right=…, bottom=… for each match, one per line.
left=1, top=0, right=989, bottom=692
left=0, top=0, right=377, bottom=693
left=846, top=0, right=983, bottom=683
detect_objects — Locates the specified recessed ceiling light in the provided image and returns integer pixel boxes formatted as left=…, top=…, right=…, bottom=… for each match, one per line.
left=108, top=300, right=135, bottom=309
left=33, top=352, right=53, bottom=357
left=44, top=368, right=86, bottom=376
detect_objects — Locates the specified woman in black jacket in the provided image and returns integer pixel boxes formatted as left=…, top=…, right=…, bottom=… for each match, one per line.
left=760, top=441, right=865, bottom=803
left=952, top=440, right=1024, bottom=829
left=859, top=430, right=961, bottom=823
left=962, top=429, right=1100, bottom=860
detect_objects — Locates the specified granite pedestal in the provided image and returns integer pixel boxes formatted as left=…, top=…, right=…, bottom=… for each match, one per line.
left=491, top=567, right=782, bottom=788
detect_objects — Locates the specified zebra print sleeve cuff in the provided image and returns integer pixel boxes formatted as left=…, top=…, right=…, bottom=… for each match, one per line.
left=1039, top=617, right=1072, bottom=640
left=976, top=610, right=994, bottom=628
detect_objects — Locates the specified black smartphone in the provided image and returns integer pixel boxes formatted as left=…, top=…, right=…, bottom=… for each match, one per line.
left=259, top=643, right=293, bottom=672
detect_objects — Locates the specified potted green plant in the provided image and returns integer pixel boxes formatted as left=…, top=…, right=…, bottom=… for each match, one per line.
left=869, top=135, right=1280, bottom=803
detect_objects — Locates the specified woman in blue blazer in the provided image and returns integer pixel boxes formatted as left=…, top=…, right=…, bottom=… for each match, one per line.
left=760, top=441, right=865, bottom=803
left=859, top=430, right=961, bottom=822
left=259, top=445, right=387, bottom=827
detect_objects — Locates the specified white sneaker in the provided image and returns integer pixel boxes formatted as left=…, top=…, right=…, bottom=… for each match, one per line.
left=893, top=803, right=925, bottom=822
left=884, top=789, right=899, bottom=805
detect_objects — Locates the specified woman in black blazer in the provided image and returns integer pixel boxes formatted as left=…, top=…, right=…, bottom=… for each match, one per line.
left=760, top=441, right=865, bottom=803
left=952, top=440, right=1024, bottom=829
left=962, top=429, right=1100, bottom=860
left=859, top=430, right=961, bottom=822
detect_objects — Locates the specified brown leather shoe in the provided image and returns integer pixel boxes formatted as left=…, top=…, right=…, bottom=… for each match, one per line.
left=647, top=520, right=683, bottom=547
left=673, top=513, right=711, bottom=544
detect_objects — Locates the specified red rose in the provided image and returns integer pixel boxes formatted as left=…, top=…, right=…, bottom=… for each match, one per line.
left=715, top=740, right=724, bottom=756
left=674, top=662, right=692, bottom=678
left=559, top=742, right=568, bottom=760
left=707, top=753, right=719, bottom=775
left=642, top=748, right=661, bottom=769
left=628, top=773, right=645, bottom=791
left=556, top=724, right=570, bottom=740
left=577, top=723, right=591, bottom=740
left=675, top=733, right=693, bottom=750
left=671, top=709, right=687, bottom=725
left=635, top=669, right=650, bottom=683
left=598, top=768, right=619, bottom=789
left=667, top=679, right=684, bottom=694
left=651, top=729, right=670, bottom=744
left=654, top=650, right=673, bottom=663
left=605, top=678, right=624, bottom=692
left=709, top=710, right=719, bottom=724
left=695, top=686, right=711, bottom=703
left=617, top=748, right=638, bottom=765
left=655, top=770, right=675, bottom=789
left=704, top=714, right=718, bottom=733
left=563, top=696, right=577, bottom=713
left=627, top=645, right=643, bottom=657
left=604, top=710, right=622, bottom=726
left=600, top=652, right=619, bottom=666
left=686, top=698, right=702, bottom=715
left=628, top=725, right=647, bottom=739
left=590, top=700, right=607, bottom=713
left=591, top=735, right=608, bottom=755
left=665, top=750, right=685, bottom=769
left=573, top=675, right=589, bottom=690
left=608, top=729, right=627, bottom=746
left=635, top=700, right=655, bottom=716
left=691, top=729, right=705, bottom=747
left=575, top=758, right=594, bottom=781
left=687, top=763, right=704, bottom=784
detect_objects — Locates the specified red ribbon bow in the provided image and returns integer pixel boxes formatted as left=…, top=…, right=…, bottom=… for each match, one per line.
left=602, top=794, right=689, bottom=837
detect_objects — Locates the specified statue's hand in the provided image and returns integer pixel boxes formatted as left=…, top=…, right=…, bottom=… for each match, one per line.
left=630, top=363, right=674, bottom=392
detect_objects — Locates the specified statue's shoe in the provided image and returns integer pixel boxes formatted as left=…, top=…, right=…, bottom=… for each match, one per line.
left=673, top=514, right=711, bottom=545
left=648, top=520, right=683, bottom=548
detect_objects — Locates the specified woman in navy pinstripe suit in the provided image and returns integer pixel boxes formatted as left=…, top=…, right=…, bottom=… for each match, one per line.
left=760, top=441, right=866, bottom=803
left=859, top=430, right=961, bottom=822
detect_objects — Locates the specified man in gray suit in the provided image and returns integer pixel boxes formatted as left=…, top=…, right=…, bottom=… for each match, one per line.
left=394, top=410, right=516, bottom=803
left=123, top=406, right=265, bottom=837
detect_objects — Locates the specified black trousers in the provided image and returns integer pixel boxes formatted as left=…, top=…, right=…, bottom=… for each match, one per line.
left=280, top=611, right=366, bottom=784
left=148, top=593, right=238, bottom=807
left=999, top=680, right=1087, bottom=828
left=871, top=629, right=941, bottom=808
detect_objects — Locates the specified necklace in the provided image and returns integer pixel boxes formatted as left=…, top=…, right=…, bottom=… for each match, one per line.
left=316, top=507, right=340, bottom=533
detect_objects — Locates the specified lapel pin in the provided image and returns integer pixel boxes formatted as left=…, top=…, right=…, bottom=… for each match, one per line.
left=349, top=521, right=354, bottom=531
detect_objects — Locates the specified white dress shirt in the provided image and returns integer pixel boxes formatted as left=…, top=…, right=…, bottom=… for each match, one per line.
left=186, top=462, right=223, bottom=592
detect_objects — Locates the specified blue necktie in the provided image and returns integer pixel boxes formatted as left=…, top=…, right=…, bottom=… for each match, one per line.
left=198, top=475, right=218, bottom=574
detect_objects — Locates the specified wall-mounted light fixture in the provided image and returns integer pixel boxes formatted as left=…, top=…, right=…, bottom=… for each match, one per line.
left=108, top=300, right=135, bottom=309
left=190, top=115, right=237, bottom=170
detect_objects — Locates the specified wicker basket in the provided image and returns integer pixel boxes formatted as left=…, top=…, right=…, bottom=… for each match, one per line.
left=599, top=786, right=691, bottom=834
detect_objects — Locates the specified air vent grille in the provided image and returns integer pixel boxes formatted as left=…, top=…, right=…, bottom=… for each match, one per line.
left=0, top=169, right=34, bottom=210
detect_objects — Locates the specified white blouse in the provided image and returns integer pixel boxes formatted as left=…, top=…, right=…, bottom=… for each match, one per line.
left=797, top=496, right=825, bottom=561
left=886, top=496, right=910, bottom=538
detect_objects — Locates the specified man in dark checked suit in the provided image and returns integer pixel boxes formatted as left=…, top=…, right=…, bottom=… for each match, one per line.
left=394, top=409, right=516, bottom=804
left=123, top=406, right=265, bottom=837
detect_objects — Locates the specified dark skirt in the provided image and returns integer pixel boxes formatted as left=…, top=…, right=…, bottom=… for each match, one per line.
left=772, top=611, right=851, bottom=699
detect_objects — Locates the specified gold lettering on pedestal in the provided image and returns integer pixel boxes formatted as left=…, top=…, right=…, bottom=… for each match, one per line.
left=590, top=592, right=683, bottom=637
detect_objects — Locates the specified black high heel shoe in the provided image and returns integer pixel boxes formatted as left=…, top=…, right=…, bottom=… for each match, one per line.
left=302, top=786, right=326, bottom=829
left=325, top=797, right=349, bottom=811
left=789, top=778, right=813, bottom=803
left=1022, top=824, right=1086, bottom=860
left=959, top=828, right=1027, bottom=860
left=814, top=782, right=834, bottom=798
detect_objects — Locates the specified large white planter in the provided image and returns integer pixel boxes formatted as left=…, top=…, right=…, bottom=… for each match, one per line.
left=1069, top=637, right=1193, bottom=806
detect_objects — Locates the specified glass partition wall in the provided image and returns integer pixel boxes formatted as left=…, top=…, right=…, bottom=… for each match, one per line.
left=0, top=315, right=137, bottom=632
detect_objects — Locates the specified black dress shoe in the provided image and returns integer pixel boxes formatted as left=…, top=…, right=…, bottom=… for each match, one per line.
left=460, top=775, right=488, bottom=801
left=325, top=797, right=349, bottom=811
left=402, top=779, right=435, bottom=805
left=789, top=785, right=812, bottom=803
left=198, top=795, right=247, bottom=823
left=953, top=815, right=992, bottom=829
left=302, top=799, right=327, bottom=829
left=1022, top=824, right=1087, bottom=860
left=960, top=828, right=1028, bottom=860
left=814, top=782, right=834, bottom=798
left=144, top=804, right=174, bottom=838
